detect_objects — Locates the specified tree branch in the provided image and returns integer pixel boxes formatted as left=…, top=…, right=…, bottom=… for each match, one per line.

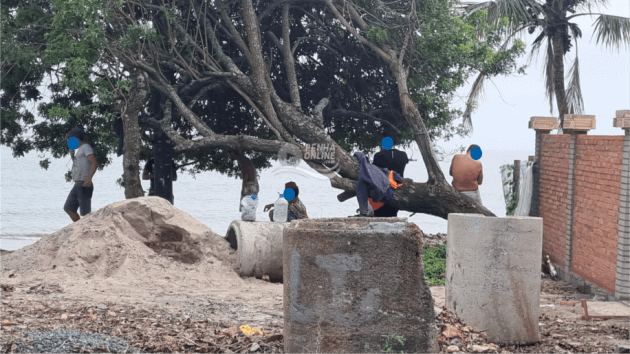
left=325, top=0, right=393, bottom=65
left=282, top=4, right=302, bottom=109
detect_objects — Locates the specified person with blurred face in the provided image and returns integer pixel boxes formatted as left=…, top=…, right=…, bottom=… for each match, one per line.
left=64, top=128, right=98, bottom=222
left=263, top=181, right=308, bottom=221
left=449, top=144, right=484, bottom=205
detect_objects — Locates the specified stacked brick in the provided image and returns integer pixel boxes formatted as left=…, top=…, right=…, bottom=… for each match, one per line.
left=535, top=111, right=629, bottom=300
left=539, top=134, right=571, bottom=267
left=570, top=136, right=624, bottom=293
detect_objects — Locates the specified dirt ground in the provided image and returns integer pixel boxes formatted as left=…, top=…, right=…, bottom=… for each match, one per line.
left=1, top=273, right=627, bottom=353
left=0, top=220, right=627, bottom=354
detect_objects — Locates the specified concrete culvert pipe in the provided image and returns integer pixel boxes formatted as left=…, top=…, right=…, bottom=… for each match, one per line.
left=225, top=220, right=287, bottom=282
left=446, top=214, right=543, bottom=344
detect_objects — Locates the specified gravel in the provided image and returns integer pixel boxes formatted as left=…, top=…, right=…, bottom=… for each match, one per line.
left=15, top=329, right=143, bottom=353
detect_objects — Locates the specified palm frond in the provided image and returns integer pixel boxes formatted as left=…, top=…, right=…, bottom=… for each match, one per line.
left=528, top=30, right=548, bottom=64
left=461, top=0, right=543, bottom=37
left=575, top=0, right=611, bottom=14
left=565, top=41, right=584, bottom=115
left=462, top=72, right=487, bottom=133
left=544, top=36, right=555, bottom=116
left=591, top=14, right=630, bottom=52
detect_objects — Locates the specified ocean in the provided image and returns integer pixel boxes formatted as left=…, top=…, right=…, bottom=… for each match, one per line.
left=0, top=145, right=532, bottom=250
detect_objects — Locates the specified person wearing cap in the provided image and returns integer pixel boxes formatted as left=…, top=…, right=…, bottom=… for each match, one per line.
left=64, top=127, right=98, bottom=222
left=449, top=144, right=484, bottom=205
left=263, top=181, right=308, bottom=221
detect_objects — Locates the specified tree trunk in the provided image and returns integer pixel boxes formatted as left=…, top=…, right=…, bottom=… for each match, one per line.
left=552, top=31, right=568, bottom=131
left=154, top=128, right=174, bottom=204
left=119, top=71, right=150, bottom=199
left=330, top=176, right=495, bottom=218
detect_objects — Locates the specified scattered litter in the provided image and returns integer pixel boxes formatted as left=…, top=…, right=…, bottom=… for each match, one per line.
left=540, top=304, right=555, bottom=307
left=240, top=324, right=263, bottom=336
left=250, top=342, right=261, bottom=352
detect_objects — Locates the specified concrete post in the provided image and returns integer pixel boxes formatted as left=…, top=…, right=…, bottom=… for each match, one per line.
left=283, top=218, right=439, bottom=353
left=564, top=133, right=578, bottom=275
left=614, top=110, right=630, bottom=300
left=513, top=160, right=521, bottom=200
left=528, top=117, right=558, bottom=217
left=445, top=214, right=543, bottom=344
left=562, top=115, right=595, bottom=275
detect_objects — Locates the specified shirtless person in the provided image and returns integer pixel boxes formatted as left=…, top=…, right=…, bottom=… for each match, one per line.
left=228, top=150, right=259, bottom=211
left=449, top=144, right=484, bottom=205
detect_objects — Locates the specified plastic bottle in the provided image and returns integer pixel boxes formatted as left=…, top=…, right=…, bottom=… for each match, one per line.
left=273, top=193, right=288, bottom=222
left=240, top=195, right=258, bottom=221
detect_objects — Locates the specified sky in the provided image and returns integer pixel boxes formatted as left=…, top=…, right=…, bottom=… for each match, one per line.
left=439, top=0, right=630, bottom=153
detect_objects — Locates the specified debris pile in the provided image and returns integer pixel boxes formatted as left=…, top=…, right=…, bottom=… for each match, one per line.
left=435, top=306, right=501, bottom=353
left=423, top=232, right=447, bottom=248
left=1, top=303, right=283, bottom=354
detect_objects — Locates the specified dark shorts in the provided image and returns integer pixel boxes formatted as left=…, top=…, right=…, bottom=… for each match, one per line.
left=64, top=182, right=93, bottom=216
left=374, top=204, right=399, bottom=217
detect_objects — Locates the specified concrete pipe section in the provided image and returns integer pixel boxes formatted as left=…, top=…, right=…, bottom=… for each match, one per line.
left=225, top=220, right=287, bottom=282
left=445, top=214, right=543, bottom=344
left=283, top=217, right=439, bottom=353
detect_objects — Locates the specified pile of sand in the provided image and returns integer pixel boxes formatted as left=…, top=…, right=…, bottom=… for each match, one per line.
left=1, top=197, right=245, bottom=289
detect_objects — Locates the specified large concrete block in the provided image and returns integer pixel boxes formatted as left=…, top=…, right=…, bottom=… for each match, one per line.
left=528, top=116, right=558, bottom=131
left=563, top=114, right=596, bottom=131
left=446, top=214, right=543, bottom=344
left=283, top=217, right=439, bottom=353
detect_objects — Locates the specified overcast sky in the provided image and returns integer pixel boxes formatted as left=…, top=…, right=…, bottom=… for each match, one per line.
left=440, top=0, right=630, bottom=153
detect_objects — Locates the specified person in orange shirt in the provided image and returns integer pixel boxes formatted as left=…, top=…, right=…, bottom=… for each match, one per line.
left=449, top=144, right=484, bottom=205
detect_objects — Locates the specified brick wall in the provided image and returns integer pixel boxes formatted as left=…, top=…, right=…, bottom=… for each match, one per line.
left=570, top=136, right=624, bottom=293
left=539, top=134, right=571, bottom=267
left=539, top=134, right=625, bottom=296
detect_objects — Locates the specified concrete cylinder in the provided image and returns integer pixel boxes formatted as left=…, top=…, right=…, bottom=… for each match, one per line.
left=283, top=217, right=439, bottom=353
left=446, top=214, right=543, bottom=344
left=225, top=220, right=287, bottom=282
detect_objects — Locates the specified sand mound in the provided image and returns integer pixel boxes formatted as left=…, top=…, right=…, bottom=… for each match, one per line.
left=1, top=197, right=238, bottom=284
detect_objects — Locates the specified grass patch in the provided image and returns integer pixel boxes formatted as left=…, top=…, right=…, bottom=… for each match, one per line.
left=422, top=244, right=446, bottom=286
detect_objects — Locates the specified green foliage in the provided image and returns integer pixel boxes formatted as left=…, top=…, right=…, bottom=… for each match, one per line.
left=367, top=26, right=389, bottom=44
left=2, top=0, right=527, bottom=185
left=408, top=0, right=526, bottom=141
left=503, top=165, right=519, bottom=216
left=422, top=244, right=446, bottom=286
left=383, top=334, right=405, bottom=353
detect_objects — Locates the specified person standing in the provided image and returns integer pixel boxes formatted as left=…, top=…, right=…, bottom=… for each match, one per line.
left=372, top=132, right=409, bottom=217
left=449, top=144, right=484, bottom=205
left=64, top=128, right=98, bottom=222
left=142, top=158, right=178, bottom=196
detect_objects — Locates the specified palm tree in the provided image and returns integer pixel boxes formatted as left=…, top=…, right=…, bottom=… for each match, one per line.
left=460, top=0, right=629, bottom=132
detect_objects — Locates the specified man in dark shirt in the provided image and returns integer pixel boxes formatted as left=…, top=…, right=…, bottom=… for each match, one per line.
left=142, top=158, right=178, bottom=196
left=372, top=132, right=409, bottom=217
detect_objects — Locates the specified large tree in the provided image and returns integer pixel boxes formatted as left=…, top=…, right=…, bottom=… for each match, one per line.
left=2, top=0, right=526, bottom=218
left=460, top=0, right=629, bottom=130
